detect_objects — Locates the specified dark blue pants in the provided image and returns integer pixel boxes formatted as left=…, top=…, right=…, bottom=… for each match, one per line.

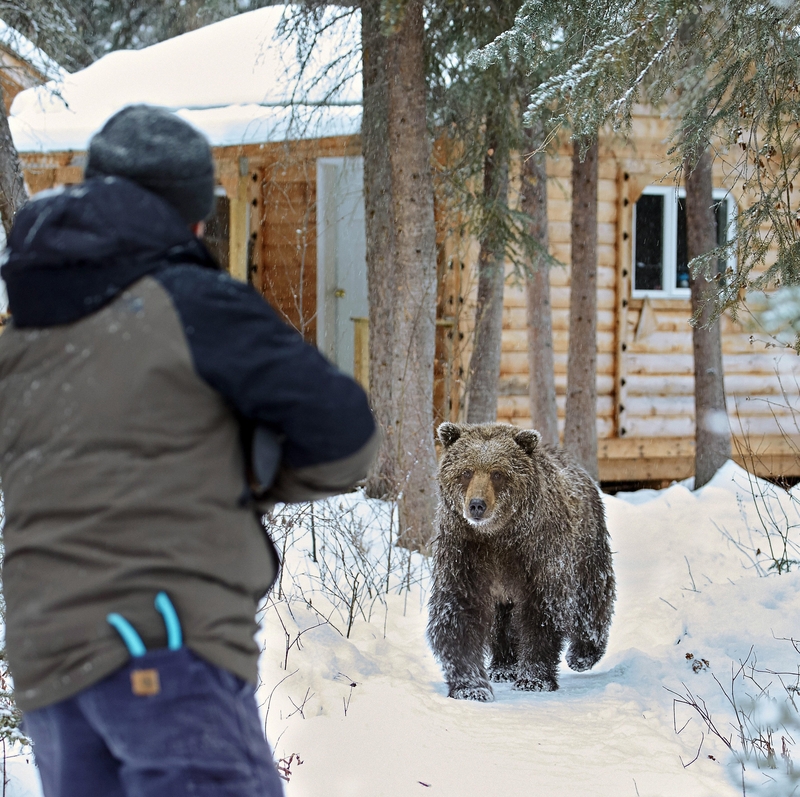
left=23, top=648, right=285, bottom=797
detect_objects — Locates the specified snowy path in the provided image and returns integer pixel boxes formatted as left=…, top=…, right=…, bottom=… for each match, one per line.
left=260, top=464, right=800, bottom=797
left=7, top=461, right=800, bottom=796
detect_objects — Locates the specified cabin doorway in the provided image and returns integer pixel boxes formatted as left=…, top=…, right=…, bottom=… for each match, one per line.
left=316, top=156, right=368, bottom=379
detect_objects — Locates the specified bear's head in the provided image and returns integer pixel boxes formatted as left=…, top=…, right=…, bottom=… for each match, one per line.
left=436, top=422, right=541, bottom=533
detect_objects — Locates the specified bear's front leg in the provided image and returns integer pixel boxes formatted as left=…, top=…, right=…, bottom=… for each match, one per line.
left=513, top=596, right=563, bottom=692
left=427, top=584, right=494, bottom=701
left=488, top=601, right=518, bottom=683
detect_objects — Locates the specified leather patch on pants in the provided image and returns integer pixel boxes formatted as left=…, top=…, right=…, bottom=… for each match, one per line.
left=130, top=669, right=160, bottom=696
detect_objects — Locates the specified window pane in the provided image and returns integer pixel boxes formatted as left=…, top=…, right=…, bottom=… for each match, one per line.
left=204, top=193, right=230, bottom=272
left=676, top=196, right=730, bottom=289
left=676, top=197, right=689, bottom=289
left=634, top=194, right=663, bottom=290
left=714, top=199, right=729, bottom=248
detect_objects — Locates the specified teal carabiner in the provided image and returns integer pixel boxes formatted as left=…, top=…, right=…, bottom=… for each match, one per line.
left=106, top=613, right=147, bottom=657
left=107, top=592, right=183, bottom=655
left=154, top=591, right=183, bottom=651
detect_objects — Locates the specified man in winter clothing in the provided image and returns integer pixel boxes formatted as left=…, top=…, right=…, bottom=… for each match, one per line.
left=0, top=105, right=378, bottom=796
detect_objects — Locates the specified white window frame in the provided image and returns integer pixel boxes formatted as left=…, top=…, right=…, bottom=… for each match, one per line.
left=631, top=186, right=736, bottom=299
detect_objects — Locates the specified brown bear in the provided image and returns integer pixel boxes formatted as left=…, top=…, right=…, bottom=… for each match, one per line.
left=427, top=422, right=615, bottom=701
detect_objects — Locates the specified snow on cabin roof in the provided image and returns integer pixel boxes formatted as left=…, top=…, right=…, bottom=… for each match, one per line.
left=9, top=5, right=362, bottom=153
left=0, top=20, right=67, bottom=83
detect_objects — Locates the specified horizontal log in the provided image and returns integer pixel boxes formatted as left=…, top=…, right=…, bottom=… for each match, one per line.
left=558, top=308, right=616, bottom=332
left=599, top=457, right=694, bottom=482
left=545, top=156, right=619, bottom=181
left=623, top=415, right=695, bottom=438
left=498, top=373, right=616, bottom=397
left=494, top=414, right=616, bottom=440
left=548, top=194, right=618, bottom=224
left=598, top=436, right=696, bottom=459
left=624, top=393, right=800, bottom=419
left=549, top=264, right=617, bottom=289
left=624, top=373, right=800, bottom=397
left=626, top=331, right=694, bottom=355
left=548, top=221, right=617, bottom=247
left=501, top=351, right=616, bottom=375
left=551, top=287, right=617, bottom=311
left=624, top=352, right=800, bottom=377
left=556, top=394, right=615, bottom=417
left=733, top=414, right=800, bottom=437
left=551, top=329, right=617, bottom=354
left=550, top=242, right=617, bottom=269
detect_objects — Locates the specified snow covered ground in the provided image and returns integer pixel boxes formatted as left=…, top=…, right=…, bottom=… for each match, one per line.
left=5, top=460, right=800, bottom=796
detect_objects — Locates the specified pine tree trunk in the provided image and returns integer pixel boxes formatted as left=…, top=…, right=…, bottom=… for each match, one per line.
left=685, top=147, right=731, bottom=488
left=0, top=84, right=27, bottom=236
left=361, top=0, right=397, bottom=499
left=522, top=121, right=558, bottom=447
left=563, top=138, right=599, bottom=479
left=386, top=0, right=438, bottom=550
left=466, top=115, right=508, bottom=424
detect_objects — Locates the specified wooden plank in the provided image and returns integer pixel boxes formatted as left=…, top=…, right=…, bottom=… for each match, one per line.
left=621, top=353, right=794, bottom=376
left=499, top=373, right=616, bottom=397
left=599, top=457, right=695, bottom=481
left=549, top=263, right=617, bottom=289
left=550, top=287, right=617, bottom=311
left=548, top=194, right=617, bottom=224
left=624, top=415, right=695, bottom=437
left=625, top=372, right=800, bottom=399
left=228, top=169, right=249, bottom=283
left=502, top=329, right=616, bottom=354
left=500, top=351, right=616, bottom=376
left=499, top=394, right=616, bottom=418
left=558, top=308, right=616, bottom=332
left=551, top=242, right=616, bottom=267
left=627, top=331, right=694, bottom=354
left=494, top=414, right=617, bottom=440
left=615, top=163, right=631, bottom=440
left=621, top=393, right=798, bottom=418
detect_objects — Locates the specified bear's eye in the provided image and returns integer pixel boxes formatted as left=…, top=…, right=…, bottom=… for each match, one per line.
left=460, top=469, right=474, bottom=485
left=490, top=471, right=506, bottom=487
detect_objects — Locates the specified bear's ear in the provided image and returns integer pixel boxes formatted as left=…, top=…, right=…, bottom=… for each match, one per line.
left=437, top=422, right=463, bottom=448
left=513, top=429, right=541, bottom=458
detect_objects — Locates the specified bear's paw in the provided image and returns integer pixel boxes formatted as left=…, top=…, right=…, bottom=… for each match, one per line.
left=566, top=643, right=602, bottom=672
left=449, top=683, right=494, bottom=701
left=514, top=675, right=558, bottom=692
left=488, top=663, right=518, bottom=683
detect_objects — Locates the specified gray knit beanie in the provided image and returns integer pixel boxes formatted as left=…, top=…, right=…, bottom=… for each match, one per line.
left=84, top=105, right=215, bottom=224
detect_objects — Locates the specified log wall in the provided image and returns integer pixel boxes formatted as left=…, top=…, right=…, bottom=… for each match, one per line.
left=19, top=108, right=800, bottom=480
left=454, top=108, right=800, bottom=481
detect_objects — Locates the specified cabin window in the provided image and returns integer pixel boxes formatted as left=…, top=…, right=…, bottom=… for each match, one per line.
left=632, top=186, right=735, bottom=298
left=204, top=188, right=231, bottom=273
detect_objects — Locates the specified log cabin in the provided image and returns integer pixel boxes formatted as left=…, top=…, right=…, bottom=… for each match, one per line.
left=0, top=21, right=65, bottom=112
left=8, top=6, right=800, bottom=484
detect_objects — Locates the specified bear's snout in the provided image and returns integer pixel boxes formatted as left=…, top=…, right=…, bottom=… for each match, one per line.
left=462, top=472, right=497, bottom=526
left=468, top=498, right=487, bottom=519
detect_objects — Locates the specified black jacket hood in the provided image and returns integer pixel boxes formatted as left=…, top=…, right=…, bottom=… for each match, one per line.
left=2, top=176, right=219, bottom=328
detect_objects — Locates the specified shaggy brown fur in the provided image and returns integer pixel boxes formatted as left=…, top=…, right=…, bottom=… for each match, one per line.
left=427, top=422, right=616, bottom=701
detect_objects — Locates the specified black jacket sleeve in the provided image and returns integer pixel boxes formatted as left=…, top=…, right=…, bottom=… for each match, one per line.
left=155, top=265, right=378, bottom=501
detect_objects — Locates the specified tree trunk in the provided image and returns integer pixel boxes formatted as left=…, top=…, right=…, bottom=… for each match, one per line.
left=386, top=0, right=438, bottom=550
left=685, top=147, right=731, bottom=488
left=361, top=0, right=397, bottom=499
left=466, top=113, right=508, bottom=424
left=522, top=121, right=558, bottom=447
left=563, top=138, right=598, bottom=479
left=0, top=83, right=27, bottom=236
